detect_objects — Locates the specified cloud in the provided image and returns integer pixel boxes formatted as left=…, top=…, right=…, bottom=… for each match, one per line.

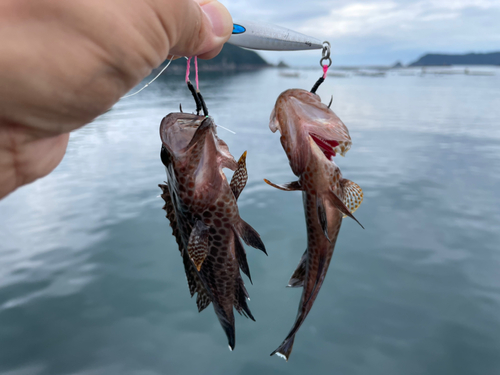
left=224, top=0, right=500, bottom=65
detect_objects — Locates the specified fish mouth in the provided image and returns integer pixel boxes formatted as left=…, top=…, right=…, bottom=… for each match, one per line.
left=310, top=133, right=341, bottom=160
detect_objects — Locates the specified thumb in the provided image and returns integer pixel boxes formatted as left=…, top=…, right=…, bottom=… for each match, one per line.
left=155, top=0, right=233, bottom=59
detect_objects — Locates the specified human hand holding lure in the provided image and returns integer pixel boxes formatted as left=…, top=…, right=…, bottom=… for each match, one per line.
left=0, top=0, right=232, bottom=199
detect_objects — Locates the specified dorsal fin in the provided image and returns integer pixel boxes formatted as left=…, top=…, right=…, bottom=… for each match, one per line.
left=159, top=184, right=184, bottom=253
left=287, top=250, right=307, bottom=288
left=230, top=151, right=248, bottom=200
left=159, top=184, right=212, bottom=311
left=340, top=179, right=363, bottom=216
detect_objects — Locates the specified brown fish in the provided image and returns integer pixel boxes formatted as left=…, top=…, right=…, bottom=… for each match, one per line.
left=159, top=113, right=266, bottom=351
left=266, top=89, right=364, bottom=360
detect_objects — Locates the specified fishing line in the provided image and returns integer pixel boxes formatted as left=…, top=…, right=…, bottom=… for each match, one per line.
left=216, top=125, right=236, bottom=134
left=122, top=55, right=176, bottom=98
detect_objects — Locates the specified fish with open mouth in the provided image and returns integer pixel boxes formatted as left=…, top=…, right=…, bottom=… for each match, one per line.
left=265, top=88, right=364, bottom=360
left=159, top=107, right=266, bottom=351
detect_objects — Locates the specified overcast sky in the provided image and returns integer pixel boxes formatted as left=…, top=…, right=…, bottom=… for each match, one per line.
left=223, top=0, right=500, bottom=66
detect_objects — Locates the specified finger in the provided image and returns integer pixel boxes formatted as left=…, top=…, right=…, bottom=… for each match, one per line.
left=0, top=129, right=69, bottom=199
left=151, top=0, right=233, bottom=59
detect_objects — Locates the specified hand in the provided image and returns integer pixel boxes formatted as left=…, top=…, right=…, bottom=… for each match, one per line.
left=0, top=0, right=232, bottom=199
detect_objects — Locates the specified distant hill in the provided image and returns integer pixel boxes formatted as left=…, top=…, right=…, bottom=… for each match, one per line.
left=409, top=52, right=500, bottom=66
left=165, top=44, right=270, bottom=72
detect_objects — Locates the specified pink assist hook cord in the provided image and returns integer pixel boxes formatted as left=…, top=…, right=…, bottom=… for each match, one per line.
left=185, top=56, right=200, bottom=91
left=322, top=64, right=329, bottom=79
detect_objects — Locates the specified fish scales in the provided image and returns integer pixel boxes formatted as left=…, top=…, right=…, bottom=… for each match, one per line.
left=266, top=89, right=363, bottom=360
left=159, top=113, right=265, bottom=351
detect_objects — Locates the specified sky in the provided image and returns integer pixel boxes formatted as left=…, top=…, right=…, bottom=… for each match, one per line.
left=222, top=0, right=500, bottom=66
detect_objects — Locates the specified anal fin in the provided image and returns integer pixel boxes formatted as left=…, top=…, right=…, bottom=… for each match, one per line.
left=287, top=250, right=307, bottom=288
left=230, top=151, right=248, bottom=200
left=235, top=278, right=255, bottom=321
left=340, top=179, right=364, bottom=216
left=196, top=288, right=212, bottom=312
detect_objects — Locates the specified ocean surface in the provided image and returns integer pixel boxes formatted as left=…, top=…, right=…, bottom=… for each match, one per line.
left=1, top=65, right=500, bottom=375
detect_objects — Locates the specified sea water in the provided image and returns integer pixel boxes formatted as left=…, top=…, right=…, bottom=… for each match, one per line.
left=1, top=66, right=500, bottom=375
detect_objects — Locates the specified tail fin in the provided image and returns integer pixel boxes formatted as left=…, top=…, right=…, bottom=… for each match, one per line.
left=212, top=304, right=236, bottom=351
left=220, top=316, right=236, bottom=351
left=270, top=335, right=296, bottom=361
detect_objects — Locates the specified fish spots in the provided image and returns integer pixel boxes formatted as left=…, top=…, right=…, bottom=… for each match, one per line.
left=203, top=211, right=212, bottom=218
left=214, top=219, right=222, bottom=228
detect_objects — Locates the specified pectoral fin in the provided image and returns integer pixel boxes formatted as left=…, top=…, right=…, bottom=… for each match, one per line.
left=187, top=220, right=210, bottom=271
left=329, top=188, right=364, bottom=229
left=340, top=179, right=364, bottom=216
left=316, top=196, right=331, bottom=242
left=230, top=151, right=248, bottom=200
left=263, top=179, right=302, bottom=191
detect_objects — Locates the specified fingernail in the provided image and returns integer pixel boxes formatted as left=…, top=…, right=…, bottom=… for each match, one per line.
left=200, top=2, right=227, bottom=37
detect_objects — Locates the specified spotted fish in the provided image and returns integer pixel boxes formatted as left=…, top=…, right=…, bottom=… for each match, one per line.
left=159, top=112, right=266, bottom=351
left=265, top=89, right=364, bottom=360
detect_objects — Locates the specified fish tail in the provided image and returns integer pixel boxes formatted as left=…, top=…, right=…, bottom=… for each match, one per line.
left=213, top=304, right=236, bottom=351
left=270, top=335, right=296, bottom=361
